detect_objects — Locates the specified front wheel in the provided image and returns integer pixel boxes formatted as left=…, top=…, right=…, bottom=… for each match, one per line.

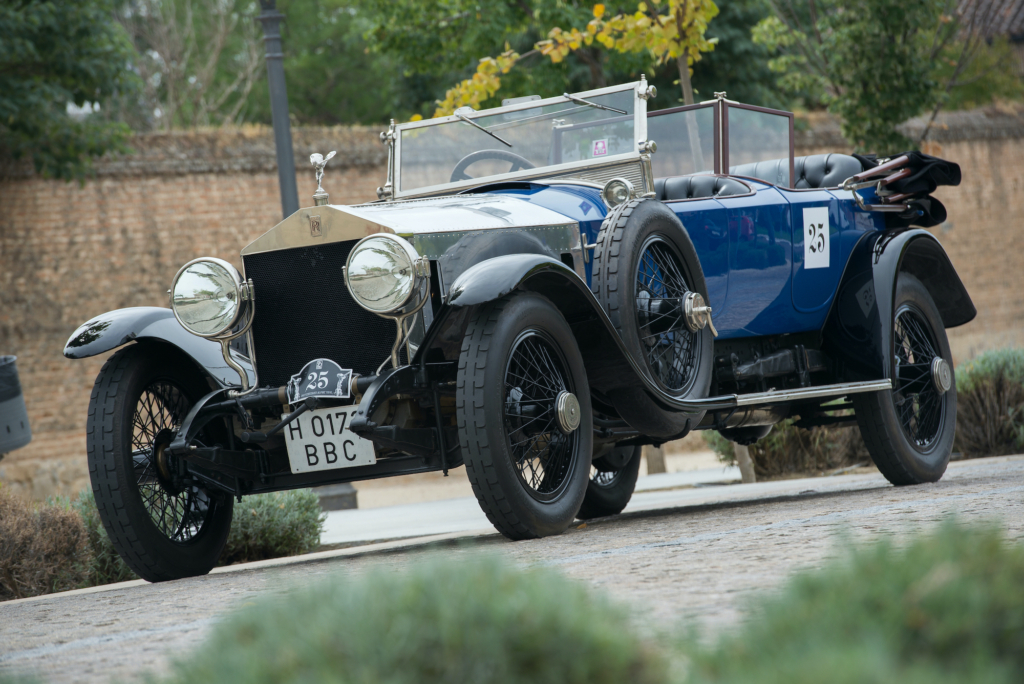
left=854, top=274, right=956, bottom=485
left=86, top=344, right=233, bottom=581
left=457, top=293, right=593, bottom=540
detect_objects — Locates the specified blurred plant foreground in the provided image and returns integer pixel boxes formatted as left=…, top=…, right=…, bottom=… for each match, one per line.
left=4, top=521, right=1021, bottom=683
left=1, top=0, right=1022, bottom=180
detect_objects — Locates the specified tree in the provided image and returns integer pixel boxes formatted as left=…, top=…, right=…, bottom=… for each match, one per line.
left=539, top=0, right=720, bottom=106
left=0, top=0, right=138, bottom=181
left=361, top=0, right=652, bottom=120
left=752, top=0, right=1012, bottom=153
left=114, top=0, right=263, bottom=130
left=244, top=0, right=407, bottom=126
left=431, top=0, right=719, bottom=119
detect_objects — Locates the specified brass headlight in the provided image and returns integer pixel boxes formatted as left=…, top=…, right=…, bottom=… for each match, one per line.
left=170, top=258, right=245, bottom=337
left=344, top=234, right=428, bottom=316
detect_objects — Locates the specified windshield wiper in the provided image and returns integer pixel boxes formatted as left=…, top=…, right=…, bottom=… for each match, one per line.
left=562, top=93, right=628, bottom=115
left=454, top=111, right=512, bottom=147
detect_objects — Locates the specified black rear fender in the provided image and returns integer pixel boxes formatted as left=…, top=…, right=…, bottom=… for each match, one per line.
left=823, top=229, right=975, bottom=380
left=64, top=307, right=254, bottom=388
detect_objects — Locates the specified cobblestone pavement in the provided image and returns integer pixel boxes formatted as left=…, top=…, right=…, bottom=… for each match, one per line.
left=2, top=456, right=1022, bottom=683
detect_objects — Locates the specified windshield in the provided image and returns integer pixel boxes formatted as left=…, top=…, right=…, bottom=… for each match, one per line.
left=397, top=88, right=637, bottom=194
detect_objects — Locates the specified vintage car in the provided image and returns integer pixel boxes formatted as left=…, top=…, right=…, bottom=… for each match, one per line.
left=65, top=78, right=972, bottom=581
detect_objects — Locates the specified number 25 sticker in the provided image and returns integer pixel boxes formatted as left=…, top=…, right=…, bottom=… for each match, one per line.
left=803, top=207, right=830, bottom=269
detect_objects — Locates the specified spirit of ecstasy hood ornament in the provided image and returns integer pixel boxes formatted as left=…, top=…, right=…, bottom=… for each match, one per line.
left=310, top=150, right=336, bottom=206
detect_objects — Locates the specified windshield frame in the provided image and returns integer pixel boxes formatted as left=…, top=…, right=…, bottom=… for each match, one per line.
left=391, top=81, right=648, bottom=200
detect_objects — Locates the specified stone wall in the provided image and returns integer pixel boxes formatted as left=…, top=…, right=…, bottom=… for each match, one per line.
left=2, top=108, right=1022, bottom=499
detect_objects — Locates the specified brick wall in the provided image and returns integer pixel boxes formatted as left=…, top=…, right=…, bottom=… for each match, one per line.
left=1, top=110, right=1022, bottom=498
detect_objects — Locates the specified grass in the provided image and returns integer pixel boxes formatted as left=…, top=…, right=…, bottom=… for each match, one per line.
left=954, top=348, right=1024, bottom=458
left=0, top=486, right=90, bottom=601
left=705, top=418, right=869, bottom=479
left=158, top=555, right=667, bottom=684
left=685, top=521, right=1024, bottom=683
left=149, top=521, right=1024, bottom=684
left=0, top=487, right=327, bottom=599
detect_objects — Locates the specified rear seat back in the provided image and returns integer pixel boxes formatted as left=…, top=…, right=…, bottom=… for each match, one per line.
left=729, top=153, right=864, bottom=189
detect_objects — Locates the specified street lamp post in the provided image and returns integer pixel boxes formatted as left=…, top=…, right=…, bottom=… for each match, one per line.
left=258, top=0, right=299, bottom=219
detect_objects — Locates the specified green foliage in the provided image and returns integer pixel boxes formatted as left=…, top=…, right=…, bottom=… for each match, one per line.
left=753, top=0, right=946, bottom=153
left=954, top=348, right=1024, bottom=458
left=71, top=489, right=137, bottom=586
left=707, top=418, right=869, bottom=479
left=220, top=488, right=326, bottom=566
left=159, top=555, right=666, bottom=684
left=0, top=0, right=138, bottom=180
left=0, top=487, right=90, bottom=600
left=687, top=0, right=782, bottom=109
left=359, top=0, right=652, bottom=119
left=241, top=0, right=408, bottom=126
left=686, top=521, right=1024, bottom=683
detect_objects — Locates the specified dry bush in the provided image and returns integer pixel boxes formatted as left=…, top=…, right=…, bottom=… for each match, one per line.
left=0, top=487, right=90, bottom=601
left=708, top=419, right=870, bottom=479
left=954, top=349, right=1024, bottom=458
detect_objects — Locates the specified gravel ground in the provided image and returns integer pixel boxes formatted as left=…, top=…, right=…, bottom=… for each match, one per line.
left=2, top=455, right=1022, bottom=684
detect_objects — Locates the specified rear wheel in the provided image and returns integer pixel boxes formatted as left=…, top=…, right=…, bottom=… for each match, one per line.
left=577, top=445, right=641, bottom=520
left=457, top=293, right=592, bottom=539
left=87, top=345, right=233, bottom=581
left=854, top=274, right=956, bottom=485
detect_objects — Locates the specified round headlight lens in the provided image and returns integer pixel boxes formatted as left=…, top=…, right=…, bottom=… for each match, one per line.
left=601, top=178, right=634, bottom=208
left=170, top=258, right=242, bottom=337
left=345, top=235, right=420, bottom=314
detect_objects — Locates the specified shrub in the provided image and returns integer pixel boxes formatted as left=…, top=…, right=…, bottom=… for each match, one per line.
left=687, top=521, right=1024, bottom=684
left=706, top=419, right=869, bottom=479
left=954, top=348, right=1024, bottom=458
left=159, top=555, right=666, bottom=684
left=218, top=488, right=326, bottom=566
left=0, top=487, right=90, bottom=600
left=71, top=489, right=137, bottom=586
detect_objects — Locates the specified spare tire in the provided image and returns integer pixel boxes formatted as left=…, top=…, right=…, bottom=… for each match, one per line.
left=591, top=199, right=713, bottom=438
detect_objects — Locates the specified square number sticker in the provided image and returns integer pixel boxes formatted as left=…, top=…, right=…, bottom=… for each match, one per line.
left=592, top=139, right=608, bottom=157
left=803, top=206, right=830, bottom=269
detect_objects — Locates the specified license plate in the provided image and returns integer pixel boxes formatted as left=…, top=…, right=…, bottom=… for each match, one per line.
left=283, top=405, right=376, bottom=474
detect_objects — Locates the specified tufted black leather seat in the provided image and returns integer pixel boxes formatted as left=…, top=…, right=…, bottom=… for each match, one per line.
left=654, top=174, right=750, bottom=201
left=729, top=153, right=864, bottom=189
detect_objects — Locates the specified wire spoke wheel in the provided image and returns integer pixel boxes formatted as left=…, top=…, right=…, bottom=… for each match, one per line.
left=590, top=467, right=620, bottom=487
left=131, top=381, right=211, bottom=543
left=503, top=330, right=577, bottom=500
left=892, top=306, right=945, bottom=449
left=634, top=236, right=700, bottom=392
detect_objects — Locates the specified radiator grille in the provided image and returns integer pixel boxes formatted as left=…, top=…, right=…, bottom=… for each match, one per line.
left=552, top=160, right=646, bottom=192
left=243, top=241, right=401, bottom=388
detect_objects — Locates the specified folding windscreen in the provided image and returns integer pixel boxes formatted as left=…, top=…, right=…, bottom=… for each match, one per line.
left=646, top=100, right=795, bottom=187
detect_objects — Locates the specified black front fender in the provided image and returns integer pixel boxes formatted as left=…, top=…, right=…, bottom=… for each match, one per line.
left=823, top=229, right=975, bottom=381
left=422, top=253, right=732, bottom=419
left=64, top=307, right=254, bottom=388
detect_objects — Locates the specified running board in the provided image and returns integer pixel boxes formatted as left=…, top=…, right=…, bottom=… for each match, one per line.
left=684, top=379, right=892, bottom=411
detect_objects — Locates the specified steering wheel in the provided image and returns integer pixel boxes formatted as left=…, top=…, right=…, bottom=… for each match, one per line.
left=450, top=149, right=536, bottom=183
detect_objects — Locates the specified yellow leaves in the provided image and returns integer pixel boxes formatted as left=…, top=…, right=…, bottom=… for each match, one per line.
left=432, top=49, right=521, bottom=118
left=408, top=113, right=423, bottom=122
left=540, top=0, right=718, bottom=70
